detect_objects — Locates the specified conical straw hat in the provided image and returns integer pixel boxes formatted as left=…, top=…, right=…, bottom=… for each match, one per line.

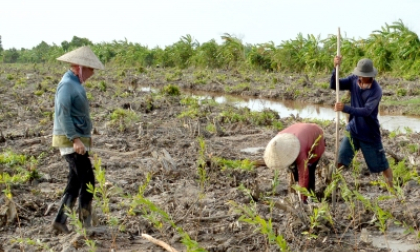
left=263, top=133, right=300, bottom=170
left=57, top=46, right=104, bottom=70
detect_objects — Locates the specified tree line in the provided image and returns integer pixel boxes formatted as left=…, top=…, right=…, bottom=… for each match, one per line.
left=1, top=20, right=419, bottom=77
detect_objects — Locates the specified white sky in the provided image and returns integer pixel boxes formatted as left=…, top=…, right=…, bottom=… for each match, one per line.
left=1, top=0, right=419, bottom=50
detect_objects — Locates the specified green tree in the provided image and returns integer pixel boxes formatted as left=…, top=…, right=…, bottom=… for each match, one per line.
left=143, top=49, right=157, bottom=67
left=386, top=19, right=420, bottom=73
left=274, top=33, right=308, bottom=72
left=33, top=41, right=50, bottom=63
left=154, top=46, right=176, bottom=68
left=192, top=39, right=221, bottom=69
left=246, top=42, right=274, bottom=71
left=219, top=33, right=245, bottom=69
left=322, top=35, right=367, bottom=74
left=61, top=41, right=70, bottom=51
left=2, top=48, right=20, bottom=63
left=0, top=35, right=3, bottom=53
left=19, top=48, right=37, bottom=63
left=62, top=36, right=93, bottom=51
left=94, top=42, right=116, bottom=64
left=48, top=45, right=66, bottom=62
left=340, top=38, right=366, bottom=73
left=365, top=33, right=393, bottom=73
left=111, top=38, right=133, bottom=65
left=300, top=34, right=329, bottom=73
left=173, top=34, right=198, bottom=69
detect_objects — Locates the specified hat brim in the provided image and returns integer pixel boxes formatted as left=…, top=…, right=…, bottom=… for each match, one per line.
left=353, top=67, right=378, bottom=77
left=263, top=133, right=300, bottom=170
left=57, top=46, right=105, bottom=70
left=57, top=59, right=105, bottom=70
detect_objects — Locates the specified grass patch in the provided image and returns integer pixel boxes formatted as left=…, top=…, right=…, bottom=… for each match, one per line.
left=160, top=84, right=181, bottom=96
left=212, top=157, right=255, bottom=171
left=382, top=97, right=420, bottom=106
left=225, top=82, right=250, bottom=92
left=0, top=150, right=42, bottom=197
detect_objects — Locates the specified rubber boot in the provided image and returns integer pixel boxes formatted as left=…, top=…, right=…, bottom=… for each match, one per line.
left=79, top=200, right=92, bottom=228
left=52, top=194, right=76, bottom=234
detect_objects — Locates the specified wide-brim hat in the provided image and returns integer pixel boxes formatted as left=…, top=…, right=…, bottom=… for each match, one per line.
left=353, top=58, right=377, bottom=77
left=263, top=133, right=300, bottom=170
left=57, top=46, right=104, bottom=70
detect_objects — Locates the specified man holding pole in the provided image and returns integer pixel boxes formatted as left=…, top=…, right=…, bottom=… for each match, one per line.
left=331, top=56, right=393, bottom=189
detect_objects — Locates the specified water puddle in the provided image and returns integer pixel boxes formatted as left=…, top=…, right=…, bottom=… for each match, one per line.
left=215, top=96, right=420, bottom=133
left=371, top=235, right=418, bottom=252
left=141, top=87, right=420, bottom=133
left=364, top=192, right=382, bottom=200
left=346, top=227, right=420, bottom=252
left=240, top=147, right=265, bottom=154
left=368, top=228, right=419, bottom=252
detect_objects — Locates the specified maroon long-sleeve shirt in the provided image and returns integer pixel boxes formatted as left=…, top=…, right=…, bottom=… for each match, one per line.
left=279, top=123, right=325, bottom=194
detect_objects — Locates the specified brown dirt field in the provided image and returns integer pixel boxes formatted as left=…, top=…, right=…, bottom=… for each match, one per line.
left=1, top=66, right=420, bottom=252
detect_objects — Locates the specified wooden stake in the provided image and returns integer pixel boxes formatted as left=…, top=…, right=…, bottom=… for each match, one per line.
left=141, top=233, right=179, bottom=252
left=332, top=27, right=341, bottom=212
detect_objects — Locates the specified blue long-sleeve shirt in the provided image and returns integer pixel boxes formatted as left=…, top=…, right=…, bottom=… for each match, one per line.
left=53, top=70, right=92, bottom=141
left=330, top=69, right=382, bottom=143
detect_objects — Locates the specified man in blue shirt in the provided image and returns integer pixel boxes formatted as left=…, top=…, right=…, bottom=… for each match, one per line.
left=331, top=56, right=393, bottom=190
left=51, top=46, right=104, bottom=234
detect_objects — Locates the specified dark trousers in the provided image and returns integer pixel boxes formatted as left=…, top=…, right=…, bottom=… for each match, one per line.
left=55, top=152, right=95, bottom=225
left=63, top=152, right=95, bottom=210
left=291, top=159, right=319, bottom=193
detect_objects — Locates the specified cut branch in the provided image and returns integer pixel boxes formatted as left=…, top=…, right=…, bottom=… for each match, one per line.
left=141, top=233, right=179, bottom=252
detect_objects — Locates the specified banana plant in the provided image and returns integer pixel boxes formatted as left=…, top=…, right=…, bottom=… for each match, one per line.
left=172, top=34, right=198, bottom=69
left=246, top=42, right=274, bottom=71
left=219, top=33, right=245, bottom=69
left=192, top=39, right=221, bottom=69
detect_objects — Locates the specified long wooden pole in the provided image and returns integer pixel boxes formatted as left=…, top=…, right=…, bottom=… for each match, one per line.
left=335, top=29, right=341, bottom=163
left=332, top=27, right=341, bottom=212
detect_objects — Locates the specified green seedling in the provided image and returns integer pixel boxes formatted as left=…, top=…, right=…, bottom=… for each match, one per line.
left=197, top=137, right=208, bottom=191
left=129, top=174, right=207, bottom=252
left=87, top=156, right=123, bottom=248
left=11, top=238, right=53, bottom=252
left=67, top=209, right=97, bottom=252
left=229, top=195, right=290, bottom=251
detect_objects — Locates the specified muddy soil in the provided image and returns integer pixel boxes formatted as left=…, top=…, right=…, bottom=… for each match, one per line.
left=1, top=65, right=420, bottom=252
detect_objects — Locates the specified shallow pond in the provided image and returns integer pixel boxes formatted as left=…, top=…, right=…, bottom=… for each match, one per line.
left=225, top=96, right=420, bottom=133
left=142, top=87, right=420, bottom=133
left=368, top=228, right=419, bottom=252
left=202, top=93, right=420, bottom=133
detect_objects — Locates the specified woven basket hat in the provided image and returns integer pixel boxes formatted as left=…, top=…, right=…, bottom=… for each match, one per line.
left=57, top=46, right=104, bottom=70
left=263, top=133, right=300, bottom=169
